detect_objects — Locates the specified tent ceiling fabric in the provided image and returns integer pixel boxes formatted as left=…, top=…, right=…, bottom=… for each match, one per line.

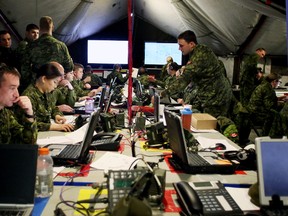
left=0, top=0, right=286, bottom=56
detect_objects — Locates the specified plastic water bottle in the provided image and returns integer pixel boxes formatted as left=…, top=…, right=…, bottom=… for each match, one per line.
left=85, top=97, right=94, bottom=113
left=35, top=148, right=53, bottom=198
left=181, top=107, right=192, bottom=131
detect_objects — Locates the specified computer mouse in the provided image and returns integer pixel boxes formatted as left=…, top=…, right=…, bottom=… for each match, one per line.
left=212, top=143, right=226, bottom=150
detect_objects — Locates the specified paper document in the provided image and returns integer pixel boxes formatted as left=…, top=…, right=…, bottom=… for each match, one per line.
left=225, top=187, right=259, bottom=211
left=37, top=123, right=91, bottom=146
left=90, top=152, right=137, bottom=170
left=74, top=100, right=86, bottom=107
left=196, top=136, right=238, bottom=151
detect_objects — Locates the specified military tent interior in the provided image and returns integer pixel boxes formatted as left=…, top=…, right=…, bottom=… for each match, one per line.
left=0, top=0, right=287, bottom=85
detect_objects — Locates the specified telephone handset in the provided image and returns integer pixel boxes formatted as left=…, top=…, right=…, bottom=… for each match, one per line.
left=90, top=132, right=122, bottom=151
left=173, top=181, right=203, bottom=216
left=173, top=181, right=243, bottom=216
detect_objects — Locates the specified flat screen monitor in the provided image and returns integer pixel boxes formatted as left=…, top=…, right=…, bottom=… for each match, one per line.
left=154, top=93, right=160, bottom=123
left=87, top=40, right=128, bottom=64
left=144, top=42, right=182, bottom=65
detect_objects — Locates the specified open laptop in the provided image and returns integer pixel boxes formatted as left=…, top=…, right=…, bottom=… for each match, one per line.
left=46, top=108, right=101, bottom=166
left=164, top=110, right=235, bottom=174
left=255, top=137, right=288, bottom=214
left=0, top=144, right=38, bottom=216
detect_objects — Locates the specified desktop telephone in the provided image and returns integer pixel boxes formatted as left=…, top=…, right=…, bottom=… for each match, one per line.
left=90, top=132, right=122, bottom=151
left=173, top=181, right=243, bottom=216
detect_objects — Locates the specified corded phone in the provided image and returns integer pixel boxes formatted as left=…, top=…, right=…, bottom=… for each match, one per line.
left=173, top=181, right=243, bottom=216
left=90, top=132, right=122, bottom=151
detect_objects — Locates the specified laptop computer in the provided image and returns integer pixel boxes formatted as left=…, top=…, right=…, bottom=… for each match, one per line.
left=0, top=144, right=38, bottom=216
left=164, top=110, right=235, bottom=174
left=255, top=137, right=288, bottom=214
left=46, top=108, right=101, bottom=166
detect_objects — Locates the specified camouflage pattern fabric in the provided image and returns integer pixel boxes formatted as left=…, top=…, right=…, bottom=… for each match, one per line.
left=21, top=34, right=73, bottom=90
left=22, top=84, right=63, bottom=131
left=50, top=86, right=77, bottom=107
left=71, top=79, right=90, bottom=99
left=83, top=73, right=102, bottom=88
left=0, top=46, right=15, bottom=67
left=247, top=80, right=278, bottom=136
left=106, top=71, right=128, bottom=85
left=160, top=63, right=170, bottom=81
left=239, top=53, right=260, bottom=107
left=165, top=44, right=232, bottom=118
left=0, top=107, right=37, bottom=144
left=217, top=116, right=239, bottom=144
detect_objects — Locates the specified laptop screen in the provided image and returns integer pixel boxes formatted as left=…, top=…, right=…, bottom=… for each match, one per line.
left=255, top=137, right=288, bottom=206
left=164, top=110, right=189, bottom=164
left=0, top=144, right=38, bottom=205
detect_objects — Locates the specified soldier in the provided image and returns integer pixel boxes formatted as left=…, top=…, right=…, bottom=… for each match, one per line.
left=160, top=56, right=173, bottom=81
left=21, top=63, right=74, bottom=132
left=247, top=73, right=282, bottom=136
left=82, top=65, right=102, bottom=89
left=21, top=16, right=73, bottom=92
left=166, top=30, right=233, bottom=117
left=106, top=64, right=128, bottom=86
left=0, top=65, right=37, bottom=144
left=239, top=48, right=266, bottom=107
left=0, top=30, right=15, bottom=67
left=71, top=63, right=102, bottom=101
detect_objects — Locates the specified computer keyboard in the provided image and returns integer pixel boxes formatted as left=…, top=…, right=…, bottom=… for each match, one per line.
left=0, top=210, right=25, bottom=216
left=261, top=207, right=288, bottom=216
left=58, top=145, right=80, bottom=158
left=187, top=152, right=210, bottom=166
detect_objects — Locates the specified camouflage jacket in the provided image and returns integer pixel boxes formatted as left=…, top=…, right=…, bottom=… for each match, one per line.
left=22, top=84, right=63, bottom=131
left=51, top=86, right=77, bottom=107
left=247, top=80, right=278, bottom=117
left=71, top=79, right=90, bottom=98
left=0, top=108, right=37, bottom=144
left=107, top=71, right=128, bottom=86
left=239, top=53, right=260, bottom=107
left=160, top=63, right=169, bottom=81
left=165, top=44, right=233, bottom=117
left=83, top=73, right=102, bottom=88
left=21, top=34, right=74, bottom=85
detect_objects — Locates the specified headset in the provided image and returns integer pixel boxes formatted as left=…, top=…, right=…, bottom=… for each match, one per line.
left=223, top=148, right=256, bottom=162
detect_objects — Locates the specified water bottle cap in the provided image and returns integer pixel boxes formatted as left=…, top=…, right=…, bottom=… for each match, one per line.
left=39, top=148, right=49, bottom=155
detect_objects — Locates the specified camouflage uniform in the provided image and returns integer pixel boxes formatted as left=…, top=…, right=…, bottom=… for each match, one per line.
left=21, top=34, right=74, bottom=90
left=71, top=79, right=90, bottom=99
left=22, top=84, right=63, bottom=131
left=0, top=46, right=15, bottom=67
left=107, top=70, right=128, bottom=86
left=83, top=73, right=102, bottom=88
left=160, top=63, right=169, bottom=81
left=51, top=86, right=77, bottom=107
left=0, top=108, right=37, bottom=144
left=239, top=53, right=260, bottom=107
left=165, top=44, right=233, bottom=118
left=247, top=80, right=278, bottom=135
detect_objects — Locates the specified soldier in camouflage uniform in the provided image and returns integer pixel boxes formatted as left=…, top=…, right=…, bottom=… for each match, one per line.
left=82, top=65, right=102, bottom=89
left=0, top=65, right=37, bottom=144
left=22, top=63, right=74, bottom=132
left=21, top=16, right=73, bottom=94
left=239, top=48, right=266, bottom=108
left=71, top=63, right=102, bottom=101
left=14, top=24, right=39, bottom=83
left=247, top=73, right=282, bottom=136
left=106, top=64, right=128, bottom=86
left=0, top=30, right=15, bottom=67
left=165, top=30, right=233, bottom=118
left=160, top=56, right=173, bottom=82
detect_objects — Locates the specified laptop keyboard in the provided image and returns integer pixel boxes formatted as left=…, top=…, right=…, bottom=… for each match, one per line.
left=261, top=207, right=288, bottom=216
left=58, top=145, right=81, bottom=158
left=187, top=152, right=210, bottom=166
left=0, top=210, right=25, bottom=216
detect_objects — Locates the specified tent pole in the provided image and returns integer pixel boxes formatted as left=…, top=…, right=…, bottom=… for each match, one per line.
left=127, top=0, right=133, bottom=126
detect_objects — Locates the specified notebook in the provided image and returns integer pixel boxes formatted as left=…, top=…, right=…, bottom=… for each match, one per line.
left=255, top=137, right=288, bottom=213
left=0, top=144, right=38, bottom=216
left=164, top=110, right=235, bottom=174
left=46, top=108, right=101, bottom=166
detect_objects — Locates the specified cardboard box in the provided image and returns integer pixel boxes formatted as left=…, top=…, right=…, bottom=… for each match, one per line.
left=191, top=113, right=217, bottom=129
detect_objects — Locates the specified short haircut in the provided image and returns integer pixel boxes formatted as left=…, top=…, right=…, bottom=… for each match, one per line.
left=178, top=30, right=198, bottom=44
left=39, top=16, right=53, bottom=31
left=36, top=63, right=63, bottom=80
left=0, top=30, right=10, bottom=37
left=265, top=73, right=281, bottom=83
left=26, top=23, right=39, bottom=31
left=0, top=64, right=21, bottom=87
left=256, top=48, right=266, bottom=52
left=74, top=63, right=84, bottom=71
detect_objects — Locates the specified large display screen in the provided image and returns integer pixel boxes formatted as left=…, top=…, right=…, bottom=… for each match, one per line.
left=144, top=42, right=182, bottom=65
left=87, top=40, right=128, bottom=64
